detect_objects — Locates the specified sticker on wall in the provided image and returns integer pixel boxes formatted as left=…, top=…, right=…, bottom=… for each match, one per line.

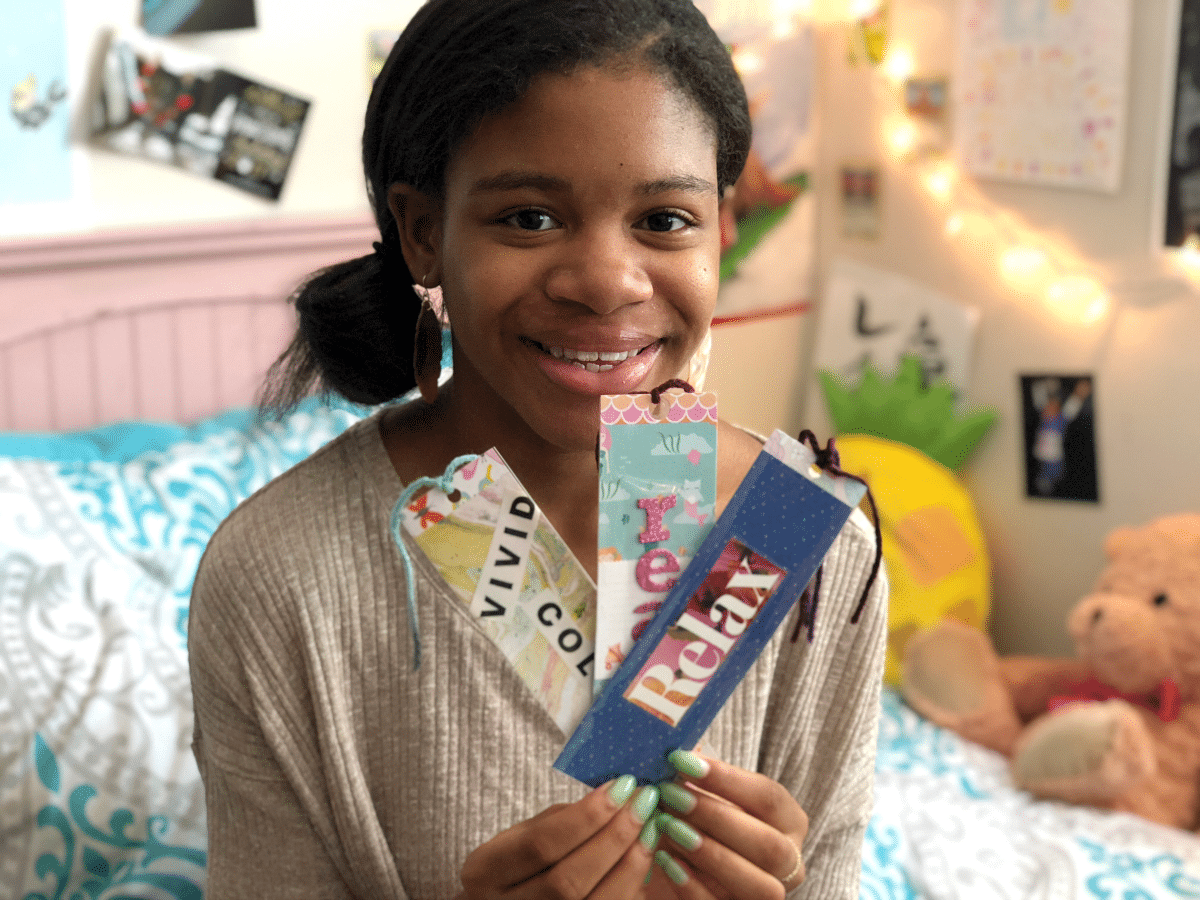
left=1020, top=374, right=1099, bottom=503
left=143, top=0, right=257, bottom=35
left=904, top=76, right=950, bottom=153
left=840, top=165, right=882, bottom=239
left=90, top=29, right=309, bottom=201
left=1, top=0, right=71, bottom=207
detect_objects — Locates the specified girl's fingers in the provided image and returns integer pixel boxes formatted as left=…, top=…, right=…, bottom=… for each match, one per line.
left=510, top=784, right=660, bottom=899
left=655, top=751, right=808, bottom=895
left=668, top=751, right=808, bottom=841
left=461, top=778, right=650, bottom=892
left=654, top=812, right=788, bottom=900
left=648, top=850, right=724, bottom=900
left=658, top=783, right=803, bottom=887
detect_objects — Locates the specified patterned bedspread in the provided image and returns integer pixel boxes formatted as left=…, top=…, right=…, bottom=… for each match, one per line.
left=2, top=401, right=1198, bottom=898
left=864, top=687, right=1200, bottom=899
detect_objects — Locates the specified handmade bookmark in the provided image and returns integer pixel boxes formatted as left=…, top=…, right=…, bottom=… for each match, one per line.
left=392, top=449, right=597, bottom=733
left=595, top=383, right=718, bottom=696
left=555, top=430, right=868, bottom=785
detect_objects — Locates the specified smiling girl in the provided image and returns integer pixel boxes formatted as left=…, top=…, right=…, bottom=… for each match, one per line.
left=188, top=2, right=887, bottom=898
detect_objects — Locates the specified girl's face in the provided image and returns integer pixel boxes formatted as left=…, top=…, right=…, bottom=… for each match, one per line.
left=414, top=63, right=723, bottom=454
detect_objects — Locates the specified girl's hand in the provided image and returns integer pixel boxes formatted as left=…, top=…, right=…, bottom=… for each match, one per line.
left=457, top=776, right=659, bottom=899
left=647, top=751, right=808, bottom=899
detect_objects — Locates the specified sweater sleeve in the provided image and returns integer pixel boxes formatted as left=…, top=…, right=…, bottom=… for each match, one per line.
left=188, top=539, right=362, bottom=900
left=188, top=477, right=417, bottom=900
left=761, top=511, right=889, bottom=899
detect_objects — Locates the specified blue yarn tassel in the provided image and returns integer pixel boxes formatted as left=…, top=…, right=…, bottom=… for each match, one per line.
left=389, top=454, right=480, bottom=670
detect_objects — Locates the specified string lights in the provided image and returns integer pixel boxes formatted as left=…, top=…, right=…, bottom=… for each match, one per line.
left=867, top=28, right=1114, bottom=326
left=724, top=0, right=1151, bottom=325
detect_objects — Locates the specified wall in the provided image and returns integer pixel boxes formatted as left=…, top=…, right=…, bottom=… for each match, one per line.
left=784, top=0, right=1200, bottom=656
left=11, top=0, right=1199, bottom=656
left=8, top=0, right=426, bottom=236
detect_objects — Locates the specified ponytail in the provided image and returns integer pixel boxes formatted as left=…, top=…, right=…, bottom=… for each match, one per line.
left=259, top=244, right=422, bottom=413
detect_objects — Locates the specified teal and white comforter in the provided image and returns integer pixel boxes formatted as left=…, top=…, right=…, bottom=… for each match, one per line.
left=2, top=400, right=1198, bottom=899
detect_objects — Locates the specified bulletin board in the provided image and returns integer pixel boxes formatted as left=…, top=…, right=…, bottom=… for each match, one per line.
left=954, top=0, right=1132, bottom=193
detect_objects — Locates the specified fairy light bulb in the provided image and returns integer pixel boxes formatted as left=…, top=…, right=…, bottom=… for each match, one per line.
left=731, top=48, right=766, bottom=76
left=1045, top=276, right=1109, bottom=324
left=849, top=0, right=884, bottom=17
left=922, top=161, right=956, bottom=202
left=1000, top=246, right=1050, bottom=291
left=882, top=46, right=915, bottom=84
left=798, top=0, right=877, bottom=22
left=772, top=16, right=798, bottom=39
left=773, top=0, right=811, bottom=15
left=1173, top=237, right=1200, bottom=280
left=886, top=118, right=918, bottom=157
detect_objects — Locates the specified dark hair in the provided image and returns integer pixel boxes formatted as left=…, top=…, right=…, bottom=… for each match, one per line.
left=263, top=0, right=751, bottom=410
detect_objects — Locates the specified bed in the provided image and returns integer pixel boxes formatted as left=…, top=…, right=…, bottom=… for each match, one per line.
left=2, top=215, right=1199, bottom=899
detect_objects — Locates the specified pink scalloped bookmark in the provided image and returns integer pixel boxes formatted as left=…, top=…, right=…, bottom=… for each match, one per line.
left=595, top=385, right=719, bottom=697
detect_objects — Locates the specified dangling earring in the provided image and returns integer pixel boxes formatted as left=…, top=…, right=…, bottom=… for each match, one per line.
left=413, top=275, right=444, bottom=405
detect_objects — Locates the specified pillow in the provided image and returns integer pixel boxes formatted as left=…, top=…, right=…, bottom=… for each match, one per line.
left=0, top=398, right=367, bottom=900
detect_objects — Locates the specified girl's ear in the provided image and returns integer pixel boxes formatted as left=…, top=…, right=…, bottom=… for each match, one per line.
left=388, top=183, right=444, bottom=286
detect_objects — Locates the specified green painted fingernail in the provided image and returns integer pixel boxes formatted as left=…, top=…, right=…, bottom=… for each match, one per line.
left=638, top=817, right=659, bottom=852
left=655, top=850, right=689, bottom=885
left=667, top=749, right=710, bottom=778
left=658, top=781, right=697, bottom=814
left=631, top=785, right=659, bottom=823
left=608, top=774, right=636, bottom=806
left=658, top=812, right=703, bottom=852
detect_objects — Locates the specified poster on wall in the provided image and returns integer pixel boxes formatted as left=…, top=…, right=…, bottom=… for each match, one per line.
left=142, top=0, right=257, bottom=36
left=90, top=30, right=310, bottom=201
left=1, top=1, right=71, bottom=207
left=1164, top=0, right=1200, bottom=247
left=693, top=3, right=818, bottom=324
left=954, top=0, right=1131, bottom=193
left=811, top=258, right=980, bottom=396
left=1019, top=374, right=1098, bottom=502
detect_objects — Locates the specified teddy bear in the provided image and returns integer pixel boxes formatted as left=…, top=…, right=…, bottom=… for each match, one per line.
left=900, top=512, right=1200, bottom=831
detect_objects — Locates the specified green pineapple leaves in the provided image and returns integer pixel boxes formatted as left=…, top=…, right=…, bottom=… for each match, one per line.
left=819, top=356, right=997, bottom=473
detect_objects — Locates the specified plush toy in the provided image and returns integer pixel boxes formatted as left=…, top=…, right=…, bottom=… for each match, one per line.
left=901, top=513, right=1200, bottom=831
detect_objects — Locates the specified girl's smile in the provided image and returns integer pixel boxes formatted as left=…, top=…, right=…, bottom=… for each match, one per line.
left=392, top=62, right=724, bottom=457
left=523, top=336, right=663, bottom=391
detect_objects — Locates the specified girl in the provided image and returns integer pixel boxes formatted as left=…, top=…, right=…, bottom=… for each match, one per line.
left=187, top=1, right=887, bottom=897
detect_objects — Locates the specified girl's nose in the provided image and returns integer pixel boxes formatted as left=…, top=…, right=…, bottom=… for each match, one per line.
left=543, top=228, right=653, bottom=315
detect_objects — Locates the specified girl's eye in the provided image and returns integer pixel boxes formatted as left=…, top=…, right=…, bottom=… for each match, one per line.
left=502, top=209, right=558, bottom=231
left=640, top=211, right=692, bottom=233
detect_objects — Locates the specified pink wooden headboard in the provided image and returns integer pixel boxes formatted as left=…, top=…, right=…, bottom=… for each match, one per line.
left=0, top=214, right=377, bottom=431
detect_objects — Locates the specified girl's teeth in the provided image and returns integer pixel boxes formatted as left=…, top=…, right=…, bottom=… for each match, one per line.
left=543, top=343, right=640, bottom=369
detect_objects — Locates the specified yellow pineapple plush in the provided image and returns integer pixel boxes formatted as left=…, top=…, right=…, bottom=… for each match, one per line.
left=820, top=357, right=997, bottom=684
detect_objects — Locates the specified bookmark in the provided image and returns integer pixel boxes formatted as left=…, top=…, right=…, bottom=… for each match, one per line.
left=555, top=430, right=867, bottom=785
left=393, top=449, right=597, bottom=733
left=595, top=386, right=718, bottom=695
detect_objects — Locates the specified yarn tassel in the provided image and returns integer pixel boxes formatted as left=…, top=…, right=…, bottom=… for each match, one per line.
left=389, top=454, right=479, bottom=669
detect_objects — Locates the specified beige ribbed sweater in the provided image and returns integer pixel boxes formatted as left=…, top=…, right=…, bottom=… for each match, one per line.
left=189, top=412, right=887, bottom=899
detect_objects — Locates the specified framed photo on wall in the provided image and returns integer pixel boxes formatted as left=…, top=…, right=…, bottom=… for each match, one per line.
left=1164, top=0, right=1200, bottom=247
left=1019, top=374, right=1099, bottom=503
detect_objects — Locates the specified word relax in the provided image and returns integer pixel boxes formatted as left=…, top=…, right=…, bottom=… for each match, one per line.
left=624, top=546, right=783, bottom=727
